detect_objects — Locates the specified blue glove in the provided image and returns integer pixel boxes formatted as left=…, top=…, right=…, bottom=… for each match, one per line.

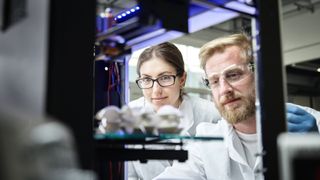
left=286, top=103, right=318, bottom=132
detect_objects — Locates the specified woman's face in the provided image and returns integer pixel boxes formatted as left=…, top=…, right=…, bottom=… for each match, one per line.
left=139, top=57, right=186, bottom=112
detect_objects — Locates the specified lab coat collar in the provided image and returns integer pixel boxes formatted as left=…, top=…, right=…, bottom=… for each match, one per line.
left=222, top=119, right=250, bottom=167
left=178, top=95, right=194, bottom=135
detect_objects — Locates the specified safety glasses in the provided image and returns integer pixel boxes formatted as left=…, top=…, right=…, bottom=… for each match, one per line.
left=203, top=62, right=254, bottom=89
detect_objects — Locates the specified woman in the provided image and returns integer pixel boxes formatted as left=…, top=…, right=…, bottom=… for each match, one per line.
left=127, top=42, right=221, bottom=180
left=127, top=42, right=320, bottom=179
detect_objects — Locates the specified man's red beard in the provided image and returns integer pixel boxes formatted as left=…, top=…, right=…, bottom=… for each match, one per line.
left=214, top=89, right=255, bottom=124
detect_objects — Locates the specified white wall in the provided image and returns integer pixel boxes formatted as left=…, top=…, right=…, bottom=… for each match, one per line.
left=282, top=3, right=320, bottom=65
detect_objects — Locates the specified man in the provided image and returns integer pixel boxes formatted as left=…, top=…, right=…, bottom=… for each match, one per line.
left=154, top=33, right=320, bottom=180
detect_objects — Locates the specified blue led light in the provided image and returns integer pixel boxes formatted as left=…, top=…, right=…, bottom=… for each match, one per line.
left=114, top=5, right=141, bottom=23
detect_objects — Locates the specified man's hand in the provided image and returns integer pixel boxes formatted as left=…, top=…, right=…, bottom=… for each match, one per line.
left=286, top=103, right=318, bottom=132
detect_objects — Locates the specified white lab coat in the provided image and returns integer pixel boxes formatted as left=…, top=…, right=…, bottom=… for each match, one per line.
left=153, top=120, right=264, bottom=180
left=127, top=97, right=320, bottom=180
left=127, top=95, right=221, bottom=180
left=153, top=105, right=320, bottom=180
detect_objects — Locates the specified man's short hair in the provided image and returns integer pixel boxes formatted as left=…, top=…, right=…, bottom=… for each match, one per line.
left=199, top=33, right=253, bottom=70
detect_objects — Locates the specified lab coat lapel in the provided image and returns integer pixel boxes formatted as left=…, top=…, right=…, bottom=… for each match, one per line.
left=224, top=120, right=248, bottom=166
left=196, top=122, right=231, bottom=179
left=205, top=139, right=231, bottom=180
left=178, top=96, right=195, bottom=135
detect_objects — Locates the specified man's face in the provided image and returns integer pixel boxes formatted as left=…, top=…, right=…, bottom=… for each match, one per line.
left=205, top=46, right=255, bottom=124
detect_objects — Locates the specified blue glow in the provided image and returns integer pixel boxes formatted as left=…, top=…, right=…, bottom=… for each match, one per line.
left=130, top=6, right=241, bottom=51
left=188, top=8, right=238, bottom=33
left=114, top=5, right=141, bottom=23
left=189, top=3, right=207, bottom=17
left=130, top=30, right=184, bottom=51
left=225, top=1, right=256, bottom=15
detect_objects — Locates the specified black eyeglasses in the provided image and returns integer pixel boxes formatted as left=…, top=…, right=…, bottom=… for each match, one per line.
left=136, top=75, right=177, bottom=89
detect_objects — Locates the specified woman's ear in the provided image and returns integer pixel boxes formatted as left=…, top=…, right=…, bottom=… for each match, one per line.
left=180, top=72, right=187, bottom=88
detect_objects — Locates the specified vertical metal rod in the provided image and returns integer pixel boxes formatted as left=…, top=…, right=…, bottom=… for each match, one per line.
left=255, top=0, right=287, bottom=179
